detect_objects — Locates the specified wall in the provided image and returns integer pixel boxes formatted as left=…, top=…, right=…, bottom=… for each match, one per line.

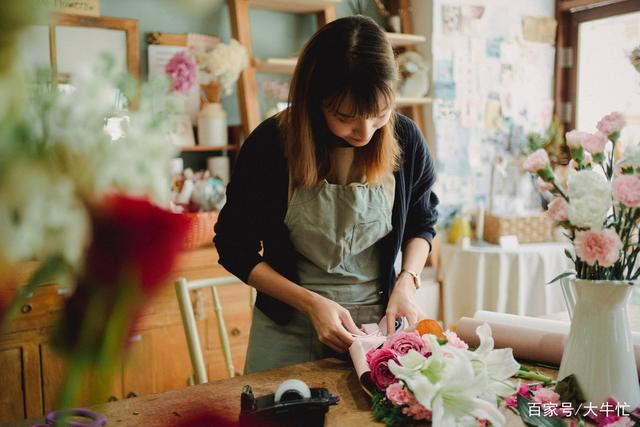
left=412, top=0, right=556, bottom=222
left=102, top=0, right=308, bottom=125
left=101, top=0, right=387, bottom=124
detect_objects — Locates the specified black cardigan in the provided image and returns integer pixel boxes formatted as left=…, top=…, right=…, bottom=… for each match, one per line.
left=213, top=113, right=439, bottom=325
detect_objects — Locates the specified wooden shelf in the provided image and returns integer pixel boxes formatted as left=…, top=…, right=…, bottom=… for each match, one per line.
left=253, top=57, right=297, bottom=74
left=179, top=145, right=239, bottom=153
left=385, top=32, right=426, bottom=47
left=396, top=97, right=432, bottom=107
left=249, top=0, right=341, bottom=13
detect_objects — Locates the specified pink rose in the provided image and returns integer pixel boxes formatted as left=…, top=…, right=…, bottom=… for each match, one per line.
left=582, top=132, right=608, bottom=154
left=537, top=177, right=554, bottom=193
left=574, top=229, right=622, bottom=267
left=444, top=330, right=468, bottom=349
left=523, top=149, right=550, bottom=173
left=165, top=51, right=197, bottom=93
left=565, top=130, right=590, bottom=149
left=613, top=175, right=640, bottom=208
left=386, top=382, right=411, bottom=406
left=383, top=331, right=429, bottom=356
left=597, top=112, right=626, bottom=136
left=547, top=197, right=569, bottom=222
left=367, top=348, right=399, bottom=391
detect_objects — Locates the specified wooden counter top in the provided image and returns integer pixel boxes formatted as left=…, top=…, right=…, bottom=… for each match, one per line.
left=7, top=358, right=548, bottom=427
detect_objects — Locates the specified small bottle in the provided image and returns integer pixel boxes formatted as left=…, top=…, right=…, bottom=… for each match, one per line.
left=197, top=103, right=227, bottom=147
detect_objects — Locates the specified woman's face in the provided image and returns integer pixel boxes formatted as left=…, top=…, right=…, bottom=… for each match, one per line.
left=322, top=95, right=392, bottom=148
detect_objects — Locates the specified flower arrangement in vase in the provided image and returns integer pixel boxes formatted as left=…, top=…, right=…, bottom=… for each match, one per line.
left=524, top=112, right=640, bottom=409
left=192, top=38, right=248, bottom=103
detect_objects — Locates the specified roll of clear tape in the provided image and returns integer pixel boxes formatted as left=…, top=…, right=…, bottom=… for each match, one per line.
left=274, top=379, right=311, bottom=403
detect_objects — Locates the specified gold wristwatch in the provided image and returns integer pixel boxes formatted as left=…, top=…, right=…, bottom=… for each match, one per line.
left=400, top=269, right=421, bottom=289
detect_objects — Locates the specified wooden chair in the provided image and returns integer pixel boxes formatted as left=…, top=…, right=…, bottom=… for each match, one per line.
left=175, top=276, right=248, bottom=384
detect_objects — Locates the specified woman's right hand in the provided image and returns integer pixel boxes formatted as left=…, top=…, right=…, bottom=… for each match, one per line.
left=304, top=294, right=364, bottom=353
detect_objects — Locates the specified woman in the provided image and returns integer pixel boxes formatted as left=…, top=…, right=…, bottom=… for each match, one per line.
left=214, top=15, right=438, bottom=373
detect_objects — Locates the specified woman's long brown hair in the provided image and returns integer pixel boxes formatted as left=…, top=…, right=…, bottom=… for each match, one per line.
left=277, top=15, right=400, bottom=188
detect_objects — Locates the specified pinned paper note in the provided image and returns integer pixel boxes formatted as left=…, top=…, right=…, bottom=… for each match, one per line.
left=522, top=16, right=558, bottom=45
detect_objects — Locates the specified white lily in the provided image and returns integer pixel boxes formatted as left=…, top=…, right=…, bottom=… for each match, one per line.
left=389, top=335, right=506, bottom=427
left=466, top=323, right=520, bottom=399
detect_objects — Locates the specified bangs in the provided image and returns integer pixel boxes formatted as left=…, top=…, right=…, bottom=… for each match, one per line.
left=323, top=82, right=395, bottom=118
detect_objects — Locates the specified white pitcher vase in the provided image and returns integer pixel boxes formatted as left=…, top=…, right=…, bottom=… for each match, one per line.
left=558, top=278, right=640, bottom=408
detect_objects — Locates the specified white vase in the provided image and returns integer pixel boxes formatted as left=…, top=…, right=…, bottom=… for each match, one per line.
left=197, top=102, right=227, bottom=147
left=558, top=278, right=640, bottom=408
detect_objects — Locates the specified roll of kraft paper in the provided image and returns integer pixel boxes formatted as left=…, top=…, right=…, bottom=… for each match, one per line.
left=456, top=311, right=640, bottom=374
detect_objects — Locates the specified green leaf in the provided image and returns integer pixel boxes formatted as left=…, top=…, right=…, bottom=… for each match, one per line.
left=517, top=394, right=567, bottom=427
left=548, top=270, right=575, bottom=285
left=554, top=375, right=584, bottom=409
left=371, top=391, right=412, bottom=427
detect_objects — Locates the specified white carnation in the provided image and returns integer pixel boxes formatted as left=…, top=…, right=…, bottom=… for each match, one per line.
left=623, top=144, right=640, bottom=168
left=568, top=195, right=610, bottom=230
left=568, top=169, right=610, bottom=201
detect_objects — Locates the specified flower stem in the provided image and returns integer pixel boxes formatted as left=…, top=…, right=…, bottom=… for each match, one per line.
left=513, top=369, right=555, bottom=385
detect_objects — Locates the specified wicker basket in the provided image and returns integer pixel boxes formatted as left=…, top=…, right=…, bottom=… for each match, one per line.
left=184, top=211, right=219, bottom=249
left=483, top=213, right=552, bottom=244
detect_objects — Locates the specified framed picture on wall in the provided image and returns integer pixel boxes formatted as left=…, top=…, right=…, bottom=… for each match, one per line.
left=17, top=13, right=139, bottom=87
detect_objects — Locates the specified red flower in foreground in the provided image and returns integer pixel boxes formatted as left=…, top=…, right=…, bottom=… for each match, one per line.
left=86, top=195, right=190, bottom=295
left=52, top=195, right=190, bottom=356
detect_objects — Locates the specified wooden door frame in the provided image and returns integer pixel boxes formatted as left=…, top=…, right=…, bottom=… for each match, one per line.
left=555, top=0, right=640, bottom=129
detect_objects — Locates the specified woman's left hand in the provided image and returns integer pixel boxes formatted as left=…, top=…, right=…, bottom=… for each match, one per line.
left=386, top=273, right=425, bottom=335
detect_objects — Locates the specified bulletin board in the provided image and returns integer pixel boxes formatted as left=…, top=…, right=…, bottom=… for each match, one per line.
left=431, top=0, right=557, bottom=217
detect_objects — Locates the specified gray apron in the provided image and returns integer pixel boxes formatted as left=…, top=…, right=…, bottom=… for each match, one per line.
left=244, top=177, right=394, bottom=373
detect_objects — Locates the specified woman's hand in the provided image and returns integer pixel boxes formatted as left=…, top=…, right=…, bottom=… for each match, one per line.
left=304, top=294, right=364, bottom=353
left=386, top=273, right=426, bottom=335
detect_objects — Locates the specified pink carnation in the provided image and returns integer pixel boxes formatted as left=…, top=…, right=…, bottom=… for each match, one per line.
left=444, top=330, right=468, bottom=349
left=505, top=384, right=538, bottom=408
left=574, top=229, right=622, bottom=267
left=524, top=149, right=550, bottom=173
left=597, top=112, right=626, bottom=136
left=383, top=331, right=429, bottom=356
left=565, top=130, right=590, bottom=149
left=612, top=175, right=640, bottom=208
left=532, top=387, right=560, bottom=405
left=401, top=391, right=432, bottom=421
left=603, top=418, right=635, bottom=427
left=547, top=197, right=569, bottom=222
left=386, top=382, right=411, bottom=406
left=582, top=131, right=608, bottom=154
left=586, top=397, right=633, bottom=426
left=165, top=51, right=197, bottom=93
left=537, top=177, right=553, bottom=193
left=367, top=348, right=399, bottom=391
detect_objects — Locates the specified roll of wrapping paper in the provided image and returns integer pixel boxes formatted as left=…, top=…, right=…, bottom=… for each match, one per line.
left=456, top=311, right=640, bottom=374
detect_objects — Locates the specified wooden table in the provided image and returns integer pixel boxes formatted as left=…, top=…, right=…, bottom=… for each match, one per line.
left=7, top=358, right=551, bottom=427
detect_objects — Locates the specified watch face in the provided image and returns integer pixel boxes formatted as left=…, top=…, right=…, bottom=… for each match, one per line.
left=377, top=315, right=408, bottom=335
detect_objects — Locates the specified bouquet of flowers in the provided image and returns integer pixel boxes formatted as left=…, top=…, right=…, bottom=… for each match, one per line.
left=192, top=39, right=248, bottom=97
left=362, top=321, right=521, bottom=426
left=523, top=112, right=639, bottom=281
